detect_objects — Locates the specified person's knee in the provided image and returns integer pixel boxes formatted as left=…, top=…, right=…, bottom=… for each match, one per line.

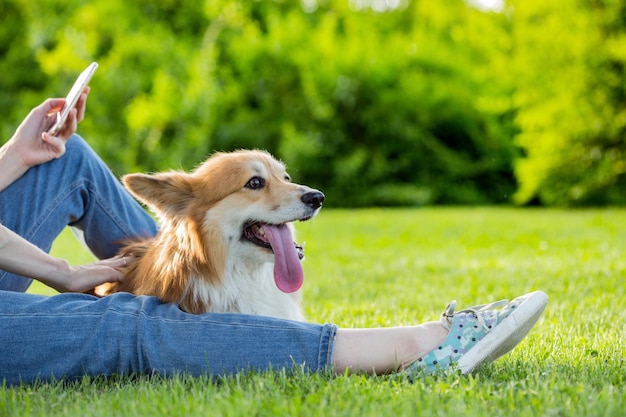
left=62, top=134, right=111, bottom=182
left=64, top=134, right=93, bottom=160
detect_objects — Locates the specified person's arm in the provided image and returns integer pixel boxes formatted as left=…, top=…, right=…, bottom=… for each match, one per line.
left=0, top=223, right=126, bottom=293
left=0, top=89, right=129, bottom=293
left=0, top=89, right=89, bottom=192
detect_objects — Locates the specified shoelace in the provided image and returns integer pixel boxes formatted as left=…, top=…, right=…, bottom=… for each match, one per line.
left=440, top=299, right=509, bottom=330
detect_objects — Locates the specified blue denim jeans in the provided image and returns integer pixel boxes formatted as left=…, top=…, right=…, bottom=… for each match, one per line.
left=0, top=135, right=337, bottom=385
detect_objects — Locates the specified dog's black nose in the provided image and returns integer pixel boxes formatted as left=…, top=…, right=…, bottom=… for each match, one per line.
left=302, top=190, right=325, bottom=209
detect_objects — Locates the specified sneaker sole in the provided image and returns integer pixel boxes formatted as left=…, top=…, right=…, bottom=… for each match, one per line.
left=456, top=290, right=548, bottom=374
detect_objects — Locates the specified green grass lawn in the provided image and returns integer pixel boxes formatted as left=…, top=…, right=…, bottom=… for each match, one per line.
left=2, top=207, right=625, bottom=416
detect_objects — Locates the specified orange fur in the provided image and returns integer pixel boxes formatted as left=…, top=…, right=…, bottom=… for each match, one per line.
left=102, top=150, right=324, bottom=319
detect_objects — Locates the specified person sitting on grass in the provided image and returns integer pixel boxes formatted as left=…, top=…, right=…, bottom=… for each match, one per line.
left=0, top=88, right=548, bottom=386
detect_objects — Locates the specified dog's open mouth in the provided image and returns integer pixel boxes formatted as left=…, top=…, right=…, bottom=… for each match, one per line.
left=243, top=223, right=304, bottom=260
left=243, top=222, right=305, bottom=294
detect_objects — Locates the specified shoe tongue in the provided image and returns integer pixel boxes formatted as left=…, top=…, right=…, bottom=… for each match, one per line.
left=261, top=224, right=304, bottom=293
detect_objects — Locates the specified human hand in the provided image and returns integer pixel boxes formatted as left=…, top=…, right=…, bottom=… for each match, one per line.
left=0, top=223, right=127, bottom=294
left=9, top=88, right=89, bottom=169
left=50, top=254, right=128, bottom=294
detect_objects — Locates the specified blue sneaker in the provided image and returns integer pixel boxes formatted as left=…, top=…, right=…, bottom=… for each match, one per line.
left=407, top=290, right=548, bottom=376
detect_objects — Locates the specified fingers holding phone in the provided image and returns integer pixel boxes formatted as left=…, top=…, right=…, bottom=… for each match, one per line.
left=44, top=87, right=90, bottom=141
left=41, top=92, right=88, bottom=157
left=8, top=63, right=96, bottom=167
left=47, top=62, right=98, bottom=137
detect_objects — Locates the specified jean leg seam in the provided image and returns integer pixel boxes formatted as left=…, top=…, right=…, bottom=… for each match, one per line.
left=318, top=323, right=338, bottom=372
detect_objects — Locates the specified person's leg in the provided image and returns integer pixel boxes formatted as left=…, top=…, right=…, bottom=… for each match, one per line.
left=334, top=290, right=548, bottom=376
left=0, top=290, right=547, bottom=386
left=0, top=290, right=338, bottom=386
left=0, top=135, right=157, bottom=292
left=332, top=323, right=448, bottom=374
left=0, top=286, right=545, bottom=383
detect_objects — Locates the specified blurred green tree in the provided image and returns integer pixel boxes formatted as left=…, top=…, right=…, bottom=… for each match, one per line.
left=206, top=0, right=519, bottom=205
left=2, top=0, right=623, bottom=207
left=512, top=0, right=626, bottom=205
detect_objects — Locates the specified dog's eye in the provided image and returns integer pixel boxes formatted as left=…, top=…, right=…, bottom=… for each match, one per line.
left=284, top=174, right=291, bottom=182
left=245, top=176, right=265, bottom=190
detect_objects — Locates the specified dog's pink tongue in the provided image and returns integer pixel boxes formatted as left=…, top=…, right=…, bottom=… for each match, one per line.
left=262, top=224, right=304, bottom=293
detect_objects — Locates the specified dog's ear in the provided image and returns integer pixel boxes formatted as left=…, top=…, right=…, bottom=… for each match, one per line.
left=123, top=172, right=193, bottom=216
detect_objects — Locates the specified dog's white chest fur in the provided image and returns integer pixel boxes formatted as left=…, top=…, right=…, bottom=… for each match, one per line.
left=183, top=263, right=304, bottom=321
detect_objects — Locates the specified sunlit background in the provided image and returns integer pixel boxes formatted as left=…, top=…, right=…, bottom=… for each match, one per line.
left=1, top=0, right=624, bottom=207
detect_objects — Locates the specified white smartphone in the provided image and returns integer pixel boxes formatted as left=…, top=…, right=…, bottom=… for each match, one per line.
left=47, top=62, right=98, bottom=136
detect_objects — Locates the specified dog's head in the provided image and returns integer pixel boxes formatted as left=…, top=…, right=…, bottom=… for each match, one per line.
left=122, top=150, right=324, bottom=294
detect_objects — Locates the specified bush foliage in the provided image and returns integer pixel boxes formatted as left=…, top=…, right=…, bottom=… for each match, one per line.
left=1, top=0, right=624, bottom=206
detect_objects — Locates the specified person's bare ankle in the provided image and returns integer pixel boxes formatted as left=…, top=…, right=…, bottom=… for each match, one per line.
left=402, top=321, right=449, bottom=368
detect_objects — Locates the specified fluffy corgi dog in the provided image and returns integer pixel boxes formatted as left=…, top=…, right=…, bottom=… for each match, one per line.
left=104, top=150, right=324, bottom=321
